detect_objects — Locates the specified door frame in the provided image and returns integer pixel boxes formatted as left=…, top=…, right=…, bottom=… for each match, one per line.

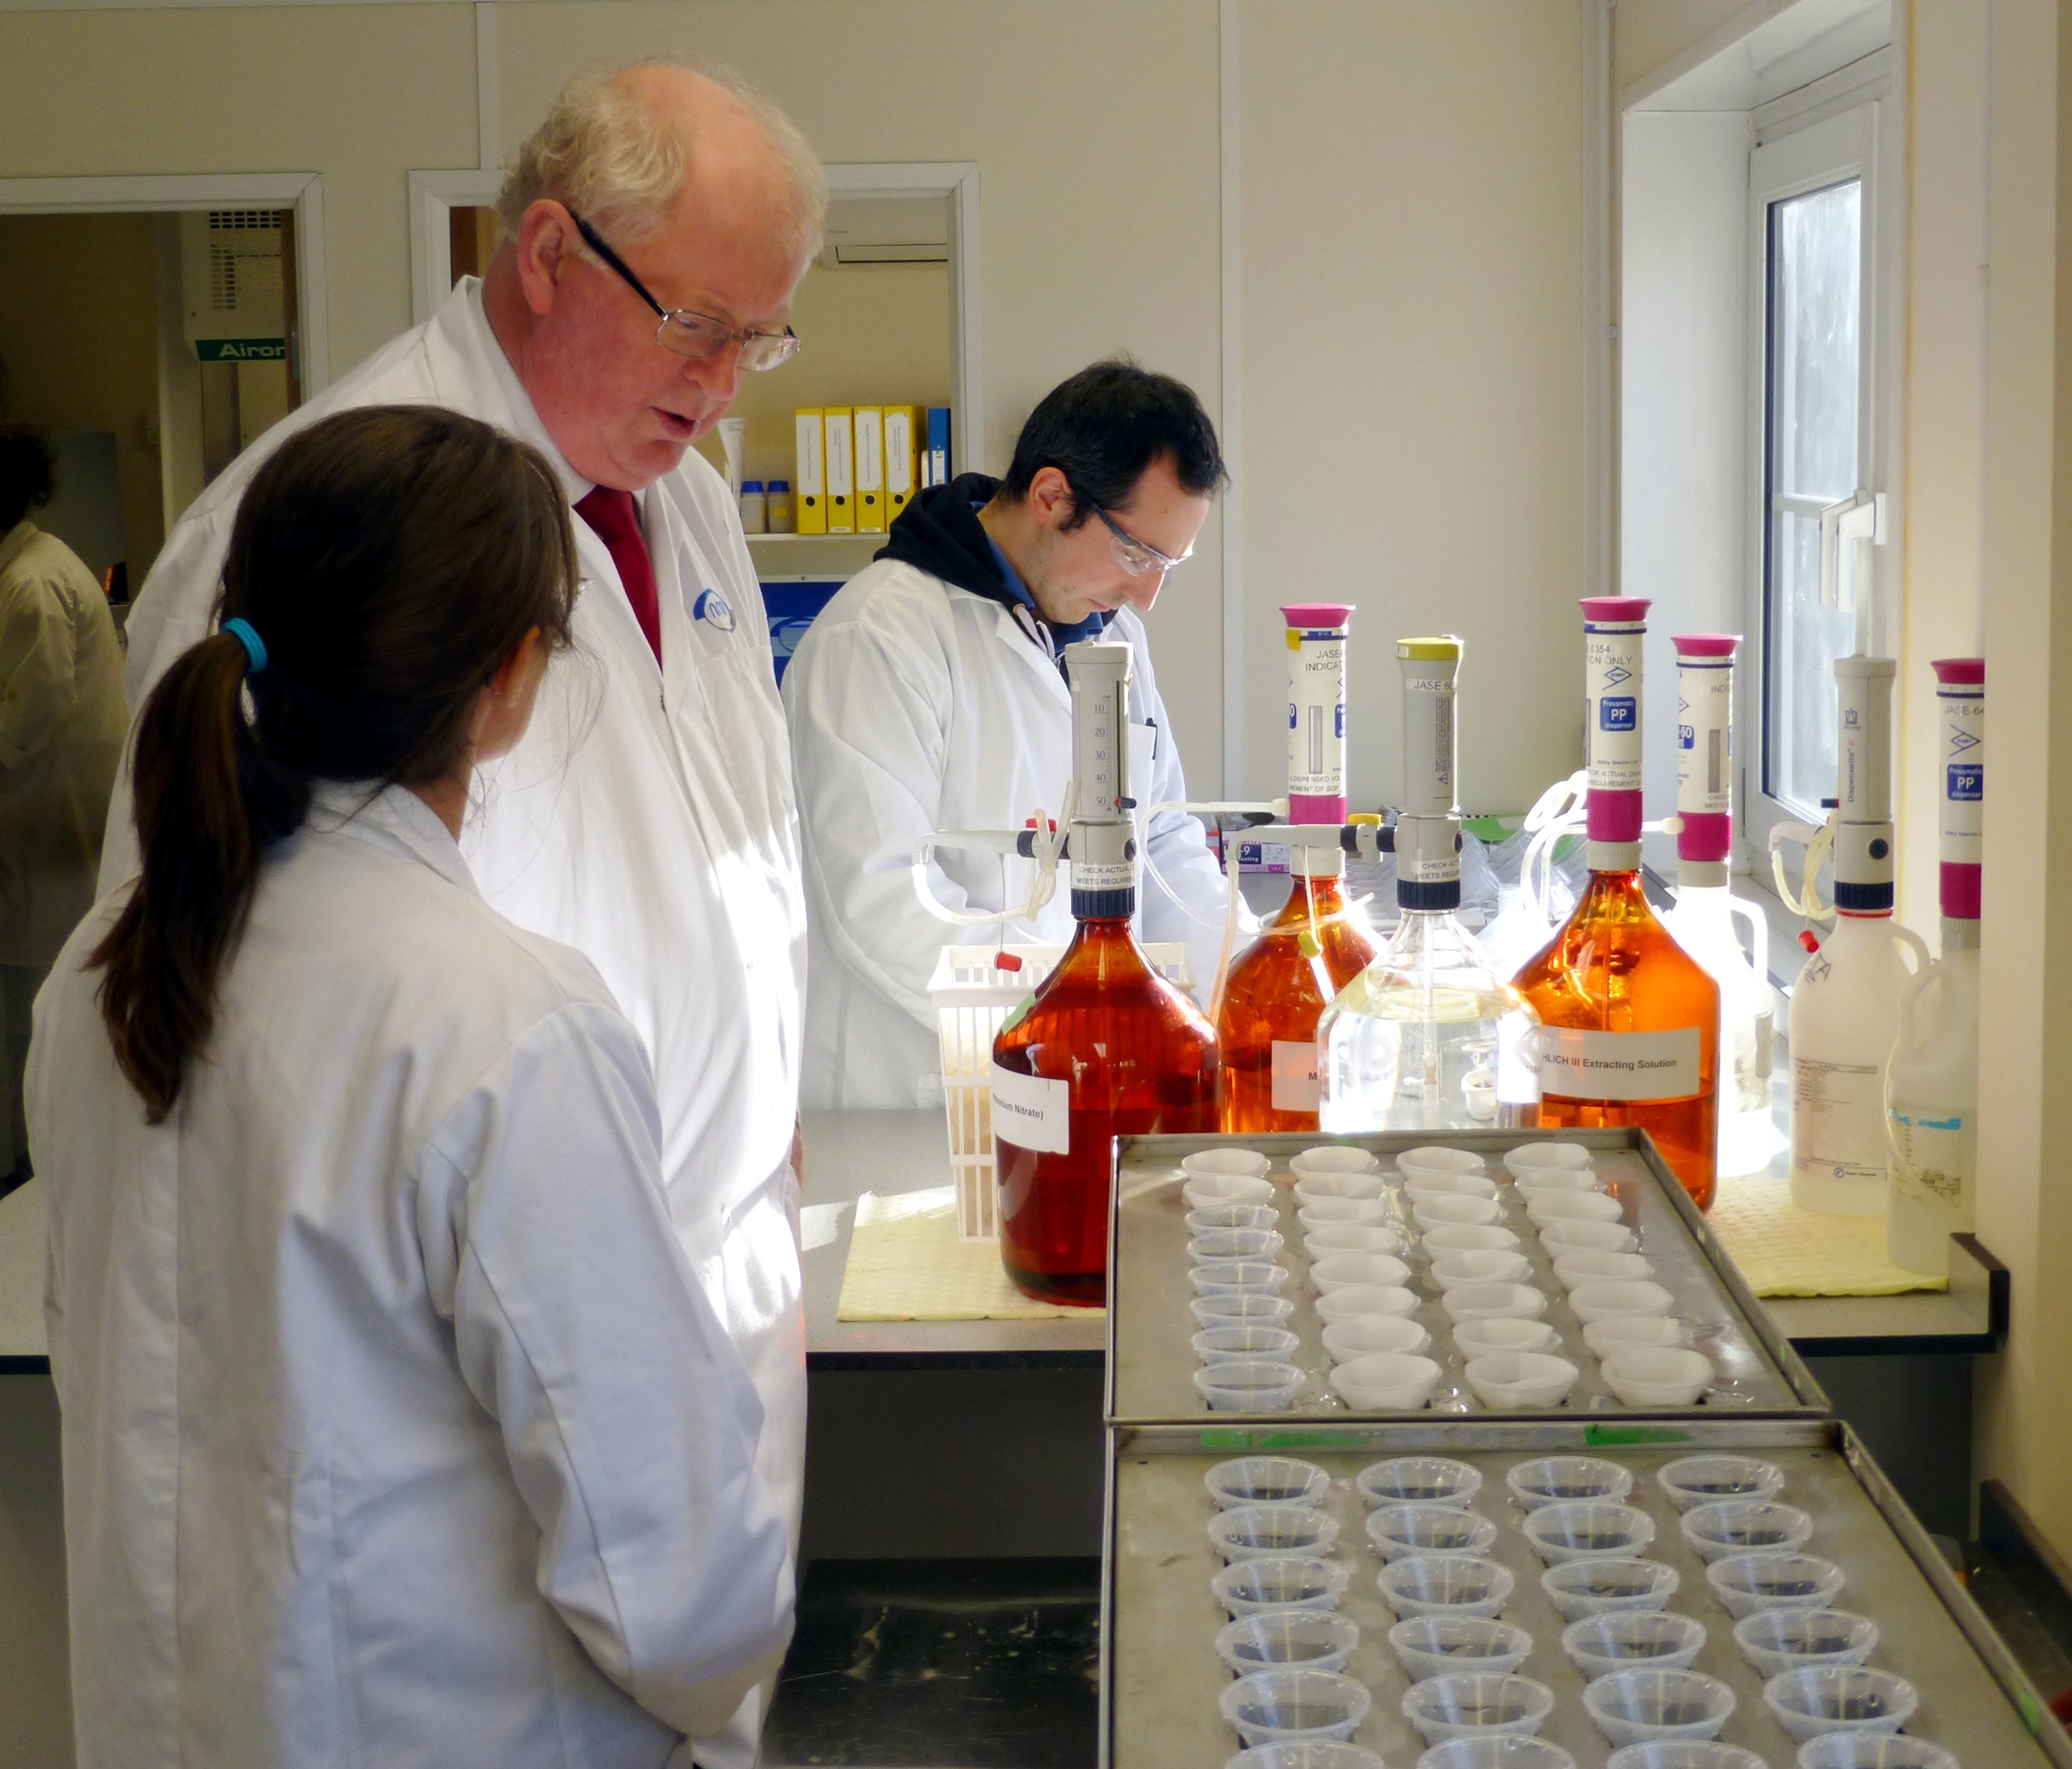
left=407, top=159, right=986, bottom=475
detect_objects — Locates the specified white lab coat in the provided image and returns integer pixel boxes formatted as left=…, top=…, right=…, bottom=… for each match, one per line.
left=783, top=557, right=1231, bottom=1110
left=31, top=784, right=793, bottom=1769
left=0, top=519, right=124, bottom=968
left=100, top=281, right=807, bottom=1766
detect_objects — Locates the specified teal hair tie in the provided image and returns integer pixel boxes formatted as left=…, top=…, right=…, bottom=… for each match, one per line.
left=222, top=617, right=268, bottom=675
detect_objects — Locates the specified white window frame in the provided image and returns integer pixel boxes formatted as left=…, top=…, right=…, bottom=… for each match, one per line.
left=407, top=160, right=987, bottom=476
left=1741, top=90, right=1900, bottom=860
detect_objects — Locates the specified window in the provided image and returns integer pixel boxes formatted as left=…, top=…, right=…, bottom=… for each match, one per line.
left=1746, top=102, right=1887, bottom=844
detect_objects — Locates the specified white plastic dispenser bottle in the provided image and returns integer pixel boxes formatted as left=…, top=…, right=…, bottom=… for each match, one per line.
left=1787, top=657, right=1931, bottom=1217
left=1661, top=635, right=1775, bottom=1178
left=1317, top=637, right=1540, bottom=1131
left=1886, top=658, right=1984, bottom=1276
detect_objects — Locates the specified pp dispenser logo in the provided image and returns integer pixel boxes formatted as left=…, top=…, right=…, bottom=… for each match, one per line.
left=1600, top=697, right=1636, bottom=733
left=1948, top=764, right=1983, bottom=801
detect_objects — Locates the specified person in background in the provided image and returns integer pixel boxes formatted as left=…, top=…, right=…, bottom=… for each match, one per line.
left=783, top=360, right=1235, bottom=1111
left=0, top=422, right=124, bottom=1191
left=31, top=406, right=793, bottom=1769
left=100, top=63, right=820, bottom=1765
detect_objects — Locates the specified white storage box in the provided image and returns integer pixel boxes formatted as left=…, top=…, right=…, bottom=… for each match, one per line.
left=928, top=940, right=1196, bottom=1239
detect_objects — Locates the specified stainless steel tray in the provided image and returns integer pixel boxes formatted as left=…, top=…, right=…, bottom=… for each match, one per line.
left=1108, top=1128, right=1829, bottom=1424
left=1102, top=1416, right=2069, bottom=1768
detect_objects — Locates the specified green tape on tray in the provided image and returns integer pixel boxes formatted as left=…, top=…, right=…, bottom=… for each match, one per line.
left=1584, top=1424, right=1699, bottom=1448
left=1198, top=1428, right=1367, bottom=1452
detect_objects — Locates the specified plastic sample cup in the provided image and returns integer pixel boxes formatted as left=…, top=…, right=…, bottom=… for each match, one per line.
left=1305, top=1224, right=1409, bottom=1259
left=1290, top=1144, right=1384, bottom=1177
left=1552, top=1252, right=1656, bottom=1290
left=1424, top=1223, right=1525, bottom=1256
left=1195, top=1324, right=1303, bottom=1367
left=1584, top=1317, right=1691, bottom=1356
left=1192, top=1293, right=1298, bottom=1330
left=1527, top=1190, right=1626, bottom=1227
left=1417, top=1740, right=1578, bottom=1769
left=1601, top=1348, right=1717, bottom=1408
left=1540, top=1557, right=1681, bottom=1621
left=1315, top=1284, right=1422, bottom=1324
left=1539, top=1220, right=1641, bottom=1256
left=1364, top=1503, right=1500, bottom=1561
left=1195, top=1360, right=1305, bottom=1413
left=1705, top=1552, right=1847, bottom=1619
left=1762, top=1666, right=1917, bottom=1743
left=1191, top=1202, right=1281, bottom=1233
left=1401, top=1673, right=1555, bottom=1747
left=1187, top=1172, right=1278, bottom=1211
left=1656, top=1455, right=1787, bottom=1512
left=1298, top=1199, right=1394, bottom=1230
left=1186, top=1147, right=1275, bottom=1178
left=1504, top=1141, right=1596, bottom=1175
left=1568, top=1281, right=1676, bottom=1323
left=1453, top=1318, right=1560, bottom=1360
left=1405, top=1172, right=1503, bottom=1202
left=1192, top=1228, right=1288, bottom=1265
left=1604, top=1744, right=1771, bottom=1769
left=1464, top=1353, right=1580, bottom=1409
left=1384, top=1614, right=1533, bottom=1681
left=1224, top=1744, right=1389, bottom=1769
left=1430, top=1251, right=1535, bottom=1291
left=1215, top=1609, right=1361, bottom=1676
left=1441, top=1283, right=1550, bottom=1324
left=1732, top=1607, right=1878, bottom=1676
left=1213, top=1555, right=1350, bottom=1618
left=1356, top=1455, right=1484, bottom=1509
left=1507, top=1455, right=1636, bottom=1509
left=1210, top=1504, right=1341, bottom=1564
left=1311, top=1252, right=1414, bottom=1293
left=1205, top=1457, right=1332, bottom=1510
left=1220, top=1668, right=1371, bottom=1748
left=1323, top=1315, right=1433, bottom=1363
left=1329, top=1352, right=1442, bottom=1411
left=1294, top=1171, right=1389, bottom=1204
left=1560, top=1610, right=1707, bottom=1679
left=1792, top=1737, right=1960, bottom=1769
left=1414, top=1196, right=1508, bottom=1230
left=1192, top=1260, right=1294, bottom=1298
left=1680, top=1499, right=1813, bottom=1564
left=1399, top=1145, right=1490, bottom=1175
left=1582, top=1670, right=1736, bottom=1746
left=1514, top=1169, right=1608, bottom=1198
left=1375, top=1554, right=1515, bottom=1620
left=1520, top=1500, right=1656, bottom=1565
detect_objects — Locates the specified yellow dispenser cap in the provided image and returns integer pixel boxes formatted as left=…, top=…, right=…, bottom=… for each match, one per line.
left=1397, top=636, right=1464, bottom=660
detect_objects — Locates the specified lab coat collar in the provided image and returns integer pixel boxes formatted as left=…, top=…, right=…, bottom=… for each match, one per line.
left=441, top=280, right=593, bottom=505
left=305, top=780, right=483, bottom=901
left=0, top=519, right=36, bottom=575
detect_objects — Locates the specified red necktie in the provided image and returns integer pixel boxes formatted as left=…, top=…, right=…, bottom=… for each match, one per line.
left=574, top=486, right=662, bottom=664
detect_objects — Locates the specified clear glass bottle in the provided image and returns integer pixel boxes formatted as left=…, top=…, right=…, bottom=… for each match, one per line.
left=1318, top=636, right=1540, bottom=1132
left=994, top=915, right=1217, bottom=1303
left=1219, top=869, right=1380, bottom=1132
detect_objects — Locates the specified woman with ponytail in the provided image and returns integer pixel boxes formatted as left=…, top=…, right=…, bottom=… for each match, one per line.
left=26, top=406, right=793, bottom=1769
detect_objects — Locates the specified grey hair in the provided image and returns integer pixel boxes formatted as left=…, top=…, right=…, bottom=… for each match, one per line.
left=497, top=57, right=827, bottom=261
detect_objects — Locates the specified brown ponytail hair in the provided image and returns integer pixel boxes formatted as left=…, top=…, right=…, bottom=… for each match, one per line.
left=92, top=406, right=580, bottom=1123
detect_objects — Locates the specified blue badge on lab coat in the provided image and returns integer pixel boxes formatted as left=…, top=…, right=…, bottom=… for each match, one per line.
left=693, top=589, right=735, bottom=633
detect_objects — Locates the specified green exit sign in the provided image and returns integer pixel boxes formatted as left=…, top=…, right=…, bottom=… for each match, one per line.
left=195, top=338, right=286, bottom=363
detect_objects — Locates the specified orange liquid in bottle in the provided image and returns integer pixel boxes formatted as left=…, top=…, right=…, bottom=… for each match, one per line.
left=994, top=917, right=1218, bottom=1303
left=1511, top=869, right=1722, bottom=1209
left=1217, top=870, right=1379, bottom=1132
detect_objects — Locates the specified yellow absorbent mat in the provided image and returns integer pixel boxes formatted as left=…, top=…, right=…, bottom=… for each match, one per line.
left=1707, top=1174, right=1947, bottom=1297
left=835, top=1185, right=1107, bottom=1321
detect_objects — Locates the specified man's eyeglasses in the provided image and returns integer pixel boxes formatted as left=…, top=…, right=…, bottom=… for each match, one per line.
left=1067, top=478, right=1193, bottom=577
left=567, top=209, right=801, bottom=371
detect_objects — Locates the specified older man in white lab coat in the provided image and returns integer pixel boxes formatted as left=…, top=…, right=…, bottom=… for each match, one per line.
left=101, top=62, right=819, bottom=1768
left=784, top=360, right=1235, bottom=1111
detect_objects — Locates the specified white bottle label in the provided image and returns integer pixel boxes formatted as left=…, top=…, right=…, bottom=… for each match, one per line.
left=1287, top=632, right=1347, bottom=799
left=1538, top=1026, right=1701, bottom=1101
left=1941, top=692, right=1984, bottom=862
left=991, top=1062, right=1070, bottom=1154
left=1272, top=1040, right=1322, bottom=1112
left=1585, top=624, right=1643, bottom=792
left=1888, top=1105, right=1969, bottom=1207
left=1676, top=657, right=1733, bottom=816
left=1790, top=1057, right=1886, bottom=1182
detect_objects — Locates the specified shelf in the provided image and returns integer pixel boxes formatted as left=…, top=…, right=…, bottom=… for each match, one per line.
left=746, top=531, right=882, bottom=581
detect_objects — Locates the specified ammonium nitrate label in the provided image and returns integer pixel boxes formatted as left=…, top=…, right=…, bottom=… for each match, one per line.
left=991, top=1062, right=1069, bottom=1154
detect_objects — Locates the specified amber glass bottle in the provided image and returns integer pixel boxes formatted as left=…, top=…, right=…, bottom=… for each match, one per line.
left=993, top=916, right=1218, bottom=1303
left=1218, top=871, right=1379, bottom=1131
left=1512, top=869, right=1722, bottom=1208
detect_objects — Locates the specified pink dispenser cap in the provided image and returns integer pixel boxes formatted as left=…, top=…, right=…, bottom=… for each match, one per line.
left=1672, top=633, right=1741, bottom=658
left=1281, top=604, right=1355, bottom=627
left=1672, top=635, right=1740, bottom=864
left=1579, top=597, right=1651, bottom=623
left=1932, top=657, right=1985, bottom=685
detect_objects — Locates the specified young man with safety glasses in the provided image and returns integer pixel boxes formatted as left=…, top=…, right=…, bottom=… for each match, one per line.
left=783, top=359, right=1236, bottom=1111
